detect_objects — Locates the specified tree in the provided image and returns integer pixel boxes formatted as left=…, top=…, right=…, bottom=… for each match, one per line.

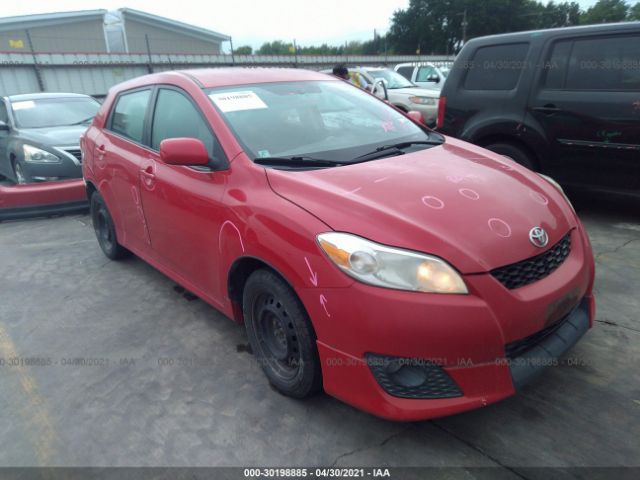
left=257, top=40, right=295, bottom=55
left=581, top=0, right=629, bottom=24
left=233, top=45, right=252, bottom=55
left=629, top=1, right=640, bottom=19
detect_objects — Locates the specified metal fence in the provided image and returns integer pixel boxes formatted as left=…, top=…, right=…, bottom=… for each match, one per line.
left=0, top=52, right=455, bottom=97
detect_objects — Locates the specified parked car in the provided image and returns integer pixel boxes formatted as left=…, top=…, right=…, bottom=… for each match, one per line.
left=438, top=22, right=640, bottom=195
left=82, top=68, right=595, bottom=421
left=395, top=62, right=451, bottom=91
left=0, top=93, right=100, bottom=184
left=321, top=67, right=440, bottom=125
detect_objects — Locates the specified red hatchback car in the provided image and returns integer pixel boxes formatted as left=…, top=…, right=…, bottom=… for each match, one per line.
left=81, top=68, right=595, bottom=421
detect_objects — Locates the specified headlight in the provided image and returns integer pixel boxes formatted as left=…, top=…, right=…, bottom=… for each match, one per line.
left=408, top=96, right=436, bottom=105
left=23, top=145, right=60, bottom=163
left=317, top=232, right=468, bottom=294
left=538, top=173, right=574, bottom=212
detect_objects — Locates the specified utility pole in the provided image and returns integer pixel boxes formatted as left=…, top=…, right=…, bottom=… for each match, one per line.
left=229, top=36, right=235, bottom=65
left=25, top=29, right=45, bottom=92
left=144, top=34, right=154, bottom=73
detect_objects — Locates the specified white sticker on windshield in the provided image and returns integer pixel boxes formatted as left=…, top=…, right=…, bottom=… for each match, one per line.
left=12, top=100, right=35, bottom=110
left=209, top=91, right=267, bottom=113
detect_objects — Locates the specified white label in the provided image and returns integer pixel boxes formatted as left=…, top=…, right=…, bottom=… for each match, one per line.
left=209, top=91, right=267, bottom=113
left=12, top=100, right=35, bottom=110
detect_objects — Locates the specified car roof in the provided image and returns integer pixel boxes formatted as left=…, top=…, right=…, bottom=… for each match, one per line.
left=109, top=67, right=337, bottom=92
left=6, top=92, right=94, bottom=102
left=467, top=21, right=640, bottom=46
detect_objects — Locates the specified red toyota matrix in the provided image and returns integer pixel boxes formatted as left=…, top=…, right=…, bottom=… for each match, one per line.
left=81, top=68, right=595, bottom=421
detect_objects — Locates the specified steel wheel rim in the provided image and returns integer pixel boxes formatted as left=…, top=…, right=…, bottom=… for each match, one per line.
left=253, top=292, right=301, bottom=381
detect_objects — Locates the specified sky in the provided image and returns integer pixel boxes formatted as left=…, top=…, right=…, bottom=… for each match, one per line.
left=0, top=0, right=604, bottom=52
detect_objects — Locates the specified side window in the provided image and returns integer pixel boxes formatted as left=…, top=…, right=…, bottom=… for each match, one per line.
left=464, top=43, right=530, bottom=91
left=543, top=40, right=572, bottom=89
left=109, top=89, right=151, bottom=143
left=0, top=101, right=8, bottom=123
left=396, top=66, right=414, bottom=80
left=416, top=66, right=436, bottom=82
left=151, top=89, right=221, bottom=162
left=565, top=35, right=640, bottom=91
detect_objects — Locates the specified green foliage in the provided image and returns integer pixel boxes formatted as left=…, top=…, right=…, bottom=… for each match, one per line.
left=581, top=0, right=629, bottom=24
left=630, top=2, right=640, bottom=19
left=233, top=45, right=253, bottom=54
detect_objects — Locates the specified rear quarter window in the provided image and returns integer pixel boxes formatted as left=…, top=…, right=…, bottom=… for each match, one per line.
left=464, top=43, right=530, bottom=91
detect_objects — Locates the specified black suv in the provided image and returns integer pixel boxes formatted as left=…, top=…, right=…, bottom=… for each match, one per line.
left=438, top=22, right=640, bottom=195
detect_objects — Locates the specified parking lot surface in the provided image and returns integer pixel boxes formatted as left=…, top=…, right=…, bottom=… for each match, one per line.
left=0, top=193, right=639, bottom=476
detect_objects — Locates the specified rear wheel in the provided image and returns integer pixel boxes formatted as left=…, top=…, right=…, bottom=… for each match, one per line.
left=90, top=192, right=130, bottom=260
left=485, top=142, right=536, bottom=171
left=243, top=269, right=322, bottom=398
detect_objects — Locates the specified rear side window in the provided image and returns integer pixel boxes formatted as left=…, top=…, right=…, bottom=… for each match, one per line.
left=151, top=88, right=222, bottom=162
left=543, top=40, right=572, bottom=89
left=396, top=66, right=414, bottom=80
left=565, top=35, right=640, bottom=91
left=464, top=43, right=530, bottom=90
left=109, top=89, right=151, bottom=143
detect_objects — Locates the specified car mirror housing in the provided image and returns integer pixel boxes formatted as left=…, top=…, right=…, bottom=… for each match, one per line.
left=159, top=137, right=210, bottom=166
left=0, top=121, right=10, bottom=132
left=427, top=75, right=440, bottom=83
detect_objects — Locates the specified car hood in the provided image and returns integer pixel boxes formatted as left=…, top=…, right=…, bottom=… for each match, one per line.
left=266, top=137, right=576, bottom=273
left=16, top=125, right=88, bottom=146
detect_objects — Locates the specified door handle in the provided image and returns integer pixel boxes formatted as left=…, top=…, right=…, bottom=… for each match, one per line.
left=96, top=145, right=106, bottom=157
left=140, top=165, right=156, bottom=188
left=533, top=104, right=560, bottom=115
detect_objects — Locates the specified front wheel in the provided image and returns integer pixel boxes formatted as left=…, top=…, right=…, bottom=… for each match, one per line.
left=485, top=142, right=536, bottom=171
left=243, top=269, right=322, bottom=398
left=13, top=161, right=31, bottom=184
left=90, top=192, right=130, bottom=260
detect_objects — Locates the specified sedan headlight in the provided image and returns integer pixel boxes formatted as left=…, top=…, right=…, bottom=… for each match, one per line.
left=408, top=96, right=436, bottom=106
left=317, top=232, right=468, bottom=294
left=538, top=173, right=574, bottom=212
left=23, top=145, right=60, bottom=163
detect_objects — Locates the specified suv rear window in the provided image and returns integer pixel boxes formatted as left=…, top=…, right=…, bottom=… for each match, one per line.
left=464, top=43, right=530, bottom=91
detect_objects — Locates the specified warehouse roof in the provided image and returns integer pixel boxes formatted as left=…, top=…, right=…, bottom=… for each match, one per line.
left=119, top=8, right=230, bottom=42
left=0, top=10, right=107, bottom=32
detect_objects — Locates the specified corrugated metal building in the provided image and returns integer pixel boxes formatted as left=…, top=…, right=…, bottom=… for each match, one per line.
left=0, top=8, right=229, bottom=54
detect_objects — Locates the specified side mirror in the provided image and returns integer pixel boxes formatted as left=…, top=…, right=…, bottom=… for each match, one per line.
left=160, top=137, right=210, bottom=166
left=426, top=74, right=440, bottom=83
left=0, top=121, right=10, bottom=132
left=406, top=110, right=426, bottom=125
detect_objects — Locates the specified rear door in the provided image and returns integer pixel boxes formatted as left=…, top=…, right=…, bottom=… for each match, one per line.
left=101, top=87, right=154, bottom=252
left=528, top=32, right=640, bottom=191
left=138, top=86, right=228, bottom=298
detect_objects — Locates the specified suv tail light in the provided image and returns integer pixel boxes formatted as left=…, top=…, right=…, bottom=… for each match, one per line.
left=436, top=96, right=446, bottom=130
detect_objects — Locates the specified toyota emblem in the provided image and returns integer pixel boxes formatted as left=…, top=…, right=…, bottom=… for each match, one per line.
left=529, top=227, right=549, bottom=248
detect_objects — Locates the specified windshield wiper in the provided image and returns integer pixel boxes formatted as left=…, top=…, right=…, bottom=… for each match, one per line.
left=254, top=156, right=343, bottom=169
left=353, top=140, right=442, bottom=162
left=68, top=116, right=95, bottom=126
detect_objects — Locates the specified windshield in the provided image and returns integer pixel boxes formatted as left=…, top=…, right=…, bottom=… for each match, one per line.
left=363, top=69, right=415, bottom=89
left=11, top=97, right=100, bottom=128
left=206, top=80, right=435, bottom=163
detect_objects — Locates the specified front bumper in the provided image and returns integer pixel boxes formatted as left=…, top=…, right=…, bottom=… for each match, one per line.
left=298, top=228, right=595, bottom=421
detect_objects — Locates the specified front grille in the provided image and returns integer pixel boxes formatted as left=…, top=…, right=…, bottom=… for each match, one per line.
left=63, top=148, right=82, bottom=162
left=491, top=233, right=572, bottom=289
left=366, top=354, right=462, bottom=399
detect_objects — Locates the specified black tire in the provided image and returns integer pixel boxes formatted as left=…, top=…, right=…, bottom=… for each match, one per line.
left=90, top=192, right=130, bottom=260
left=12, top=160, right=32, bottom=184
left=485, top=142, right=536, bottom=171
left=243, top=269, right=322, bottom=398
